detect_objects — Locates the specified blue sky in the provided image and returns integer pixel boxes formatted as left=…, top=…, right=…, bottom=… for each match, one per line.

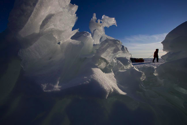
left=1, top=0, right=187, bottom=57
left=0, top=0, right=14, bottom=33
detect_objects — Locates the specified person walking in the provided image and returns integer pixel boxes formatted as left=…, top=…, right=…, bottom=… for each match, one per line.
left=153, top=49, right=159, bottom=63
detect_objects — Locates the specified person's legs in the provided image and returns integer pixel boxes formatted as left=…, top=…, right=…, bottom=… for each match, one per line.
left=157, top=56, right=159, bottom=62
left=153, top=57, right=155, bottom=63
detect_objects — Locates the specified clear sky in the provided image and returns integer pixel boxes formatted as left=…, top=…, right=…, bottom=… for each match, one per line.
left=1, top=0, right=187, bottom=58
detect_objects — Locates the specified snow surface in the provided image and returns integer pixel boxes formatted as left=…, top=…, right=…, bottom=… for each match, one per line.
left=133, top=58, right=165, bottom=69
left=1, top=0, right=187, bottom=124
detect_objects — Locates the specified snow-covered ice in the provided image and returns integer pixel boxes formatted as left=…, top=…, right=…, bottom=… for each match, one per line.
left=0, top=0, right=187, bottom=124
left=7, top=0, right=187, bottom=106
left=162, top=21, right=187, bottom=62
left=133, top=58, right=165, bottom=69
left=157, top=21, right=187, bottom=90
left=89, top=13, right=117, bottom=44
left=8, top=0, right=134, bottom=98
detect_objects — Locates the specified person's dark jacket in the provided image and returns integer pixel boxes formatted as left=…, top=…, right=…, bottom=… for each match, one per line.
left=154, top=49, right=159, bottom=57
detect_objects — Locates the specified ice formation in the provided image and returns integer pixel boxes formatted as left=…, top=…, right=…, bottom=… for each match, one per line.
left=157, top=21, right=187, bottom=89
left=136, top=22, right=187, bottom=120
left=1, top=0, right=187, bottom=124
left=7, top=0, right=187, bottom=104
left=8, top=0, right=140, bottom=98
left=89, top=13, right=117, bottom=44
left=161, top=21, right=187, bottom=62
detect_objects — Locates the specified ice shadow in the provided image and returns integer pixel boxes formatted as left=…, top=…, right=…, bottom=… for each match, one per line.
left=109, top=101, right=154, bottom=125
left=65, top=98, right=108, bottom=125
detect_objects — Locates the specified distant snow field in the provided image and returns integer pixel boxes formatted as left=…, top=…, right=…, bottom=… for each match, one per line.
left=132, top=58, right=165, bottom=69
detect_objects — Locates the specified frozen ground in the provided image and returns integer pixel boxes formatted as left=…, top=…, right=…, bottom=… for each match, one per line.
left=132, top=58, right=165, bottom=69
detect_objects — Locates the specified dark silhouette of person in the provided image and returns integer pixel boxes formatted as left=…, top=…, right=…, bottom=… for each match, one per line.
left=153, top=49, right=159, bottom=63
